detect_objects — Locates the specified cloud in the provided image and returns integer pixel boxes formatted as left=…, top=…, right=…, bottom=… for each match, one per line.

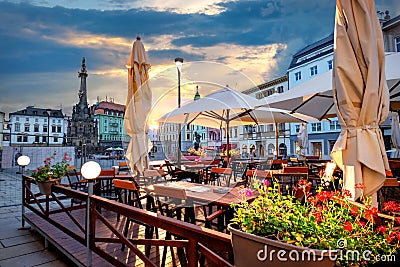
left=0, top=0, right=398, bottom=118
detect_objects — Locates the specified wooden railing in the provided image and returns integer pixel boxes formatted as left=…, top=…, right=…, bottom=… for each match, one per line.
left=22, top=175, right=234, bottom=267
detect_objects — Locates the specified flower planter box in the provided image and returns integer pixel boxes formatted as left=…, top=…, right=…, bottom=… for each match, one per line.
left=228, top=224, right=336, bottom=267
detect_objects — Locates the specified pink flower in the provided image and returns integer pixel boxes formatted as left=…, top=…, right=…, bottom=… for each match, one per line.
left=240, top=189, right=253, bottom=197
left=263, top=179, right=270, bottom=187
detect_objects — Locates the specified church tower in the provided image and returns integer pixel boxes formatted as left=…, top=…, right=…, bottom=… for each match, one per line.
left=67, top=58, right=99, bottom=155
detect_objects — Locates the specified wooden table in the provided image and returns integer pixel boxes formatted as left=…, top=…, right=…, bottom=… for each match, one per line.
left=145, top=181, right=252, bottom=207
left=145, top=181, right=256, bottom=231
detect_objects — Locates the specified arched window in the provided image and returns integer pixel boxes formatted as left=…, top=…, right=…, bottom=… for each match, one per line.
left=268, top=144, right=275, bottom=156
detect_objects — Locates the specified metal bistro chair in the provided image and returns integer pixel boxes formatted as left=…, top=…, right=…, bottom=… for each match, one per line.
left=209, top=167, right=233, bottom=187
left=113, top=179, right=156, bottom=254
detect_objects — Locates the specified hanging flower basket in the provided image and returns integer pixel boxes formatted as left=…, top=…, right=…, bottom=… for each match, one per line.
left=37, top=179, right=60, bottom=196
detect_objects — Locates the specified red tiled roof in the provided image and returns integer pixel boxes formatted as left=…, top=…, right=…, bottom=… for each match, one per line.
left=95, top=101, right=125, bottom=112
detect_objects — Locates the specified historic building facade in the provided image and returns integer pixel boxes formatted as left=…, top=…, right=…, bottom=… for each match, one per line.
left=92, top=100, right=127, bottom=149
left=67, top=58, right=99, bottom=154
left=8, top=106, right=65, bottom=146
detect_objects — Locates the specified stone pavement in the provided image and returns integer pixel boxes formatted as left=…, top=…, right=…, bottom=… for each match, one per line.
left=0, top=168, right=74, bottom=267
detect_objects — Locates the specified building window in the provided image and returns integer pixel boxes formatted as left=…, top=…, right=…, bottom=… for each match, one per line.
left=35, top=136, right=40, bottom=143
left=310, top=65, right=318, bottom=76
left=52, top=119, right=56, bottom=123
left=328, top=60, right=333, bottom=70
left=52, top=126, right=56, bottom=132
left=26, top=118, right=29, bottom=122
left=17, top=136, right=22, bottom=142
left=277, top=86, right=284, bottom=93
left=43, top=125, right=48, bottom=132
left=16, top=117, right=20, bottom=121
left=295, top=71, right=302, bottom=81
left=329, top=120, right=341, bottom=130
left=58, top=119, right=61, bottom=123
left=57, top=126, right=62, bottom=133
left=295, top=124, right=300, bottom=133
left=34, top=125, right=39, bottom=132
left=15, top=123, right=20, bottom=132
left=35, top=118, right=38, bottom=123
left=311, top=122, right=322, bottom=132
left=23, top=136, right=28, bottom=142
left=396, top=37, right=400, bottom=52
left=104, top=126, right=107, bottom=132
left=42, top=136, right=47, bottom=143
left=54, top=137, right=58, bottom=142
left=186, top=133, right=190, bottom=140
left=24, top=125, right=30, bottom=132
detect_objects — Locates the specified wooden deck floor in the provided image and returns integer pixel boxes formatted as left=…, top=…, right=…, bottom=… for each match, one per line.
left=24, top=205, right=213, bottom=267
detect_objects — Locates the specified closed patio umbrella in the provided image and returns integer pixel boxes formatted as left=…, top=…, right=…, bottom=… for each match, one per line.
left=331, top=0, right=390, bottom=205
left=124, top=37, right=152, bottom=174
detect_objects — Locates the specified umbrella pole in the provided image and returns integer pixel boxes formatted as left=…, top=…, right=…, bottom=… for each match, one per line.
left=226, top=110, right=230, bottom=166
left=275, top=123, right=279, bottom=159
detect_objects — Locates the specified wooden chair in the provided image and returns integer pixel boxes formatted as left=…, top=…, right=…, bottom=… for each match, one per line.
left=98, top=169, right=117, bottom=200
left=113, top=179, right=155, bottom=254
left=283, top=166, right=309, bottom=174
left=152, top=184, right=191, bottom=266
left=272, top=172, right=308, bottom=195
left=209, top=167, right=233, bottom=187
left=118, top=161, right=130, bottom=172
left=163, top=160, right=195, bottom=181
left=270, top=159, right=288, bottom=170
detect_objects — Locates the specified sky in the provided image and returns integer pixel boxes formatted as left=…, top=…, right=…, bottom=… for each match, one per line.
left=0, top=0, right=399, bottom=122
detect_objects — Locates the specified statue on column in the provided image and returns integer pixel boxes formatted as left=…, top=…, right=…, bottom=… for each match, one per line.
left=194, top=131, right=201, bottom=150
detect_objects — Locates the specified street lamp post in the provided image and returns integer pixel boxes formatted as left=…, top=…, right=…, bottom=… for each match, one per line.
left=81, top=161, right=102, bottom=267
left=175, top=57, right=183, bottom=167
left=17, top=155, right=30, bottom=229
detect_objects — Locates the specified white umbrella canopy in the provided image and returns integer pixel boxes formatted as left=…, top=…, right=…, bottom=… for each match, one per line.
left=331, top=0, right=390, bottom=205
left=262, top=52, right=400, bottom=120
left=124, top=37, right=152, bottom=174
left=157, top=87, right=314, bottom=159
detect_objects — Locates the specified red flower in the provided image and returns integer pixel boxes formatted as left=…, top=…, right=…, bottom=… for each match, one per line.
left=354, top=183, right=365, bottom=190
left=350, top=207, right=359, bottom=216
left=357, top=221, right=366, bottom=227
left=344, top=221, right=353, bottom=231
left=376, top=225, right=386, bottom=234
left=316, top=191, right=334, bottom=203
left=365, top=207, right=379, bottom=223
left=383, top=201, right=400, bottom=212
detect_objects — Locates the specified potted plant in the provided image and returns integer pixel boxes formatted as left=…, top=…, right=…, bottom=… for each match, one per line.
left=229, top=180, right=400, bottom=267
left=28, top=151, right=73, bottom=195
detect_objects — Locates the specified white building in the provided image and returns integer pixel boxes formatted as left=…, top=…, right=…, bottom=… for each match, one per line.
left=241, top=75, right=291, bottom=158
left=8, top=106, right=65, bottom=146
left=0, top=111, right=4, bottom=149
